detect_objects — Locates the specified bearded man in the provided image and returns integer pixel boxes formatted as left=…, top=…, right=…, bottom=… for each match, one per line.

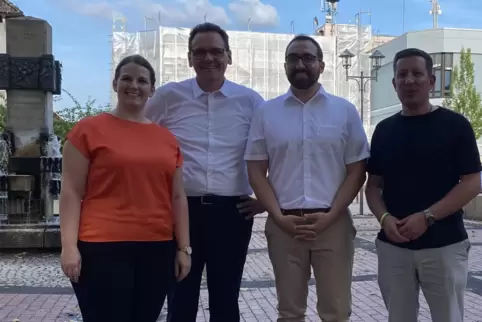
left=245, top=34, right=369, bottom=322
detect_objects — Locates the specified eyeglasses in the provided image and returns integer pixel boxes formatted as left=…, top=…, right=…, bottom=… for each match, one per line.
left=286, top=54, right=319, bottom=66
left=191, top=48, right=226, bottom=59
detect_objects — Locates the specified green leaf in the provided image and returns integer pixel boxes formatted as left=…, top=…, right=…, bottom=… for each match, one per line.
left=53, top=90, right=110, bottom=145
left=445, top=48, right=482, bottom=139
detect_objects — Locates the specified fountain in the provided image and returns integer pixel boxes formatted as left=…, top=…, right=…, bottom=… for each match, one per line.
left=47, top=134, right=62, bottom=210
left=0, top=130, right=63, bottom=248
left=0, top=15, right=63, bottom=249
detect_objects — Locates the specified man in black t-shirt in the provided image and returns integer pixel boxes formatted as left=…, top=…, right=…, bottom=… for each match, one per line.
left=366, top=48, right=482, bottom=322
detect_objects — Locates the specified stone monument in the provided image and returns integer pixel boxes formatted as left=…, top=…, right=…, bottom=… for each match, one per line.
left=0, top=11, right=62, bottom=248
left=0, top=0, right=24, bottom=105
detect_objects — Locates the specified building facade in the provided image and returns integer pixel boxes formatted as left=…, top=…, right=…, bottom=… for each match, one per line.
left=110, top=24, right=374, bottom=124
left=370, top=28, right=482, bottom=138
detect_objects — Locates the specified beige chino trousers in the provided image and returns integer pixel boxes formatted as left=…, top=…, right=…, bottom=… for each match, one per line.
left=265, top=211, right=356, bottom=322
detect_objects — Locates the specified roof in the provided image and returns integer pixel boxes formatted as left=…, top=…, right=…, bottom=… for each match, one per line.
left=0, top=0, right=23, bottom=18
left=53, top=113, right=63, bottom=121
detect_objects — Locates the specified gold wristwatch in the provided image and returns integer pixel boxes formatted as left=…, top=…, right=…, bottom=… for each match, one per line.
left=177, top=246, right=192, bottom=255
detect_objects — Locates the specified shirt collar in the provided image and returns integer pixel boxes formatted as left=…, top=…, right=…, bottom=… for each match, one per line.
left=284, top=84, right=328, bottom=102
left=192, top=78, right=234, bottom=98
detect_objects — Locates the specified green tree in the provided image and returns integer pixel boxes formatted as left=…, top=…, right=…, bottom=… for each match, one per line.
left=54, top=90, right=110, bottom=144
left=443, top=48, right=482, bottom=139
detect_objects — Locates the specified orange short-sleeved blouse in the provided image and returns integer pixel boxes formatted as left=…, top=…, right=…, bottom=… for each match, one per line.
left=66, top=113, right=182, bottom=242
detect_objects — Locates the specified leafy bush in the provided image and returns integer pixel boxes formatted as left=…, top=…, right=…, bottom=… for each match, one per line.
left=53, top=90, right=110, bottom=144
left=443, top=48, right=482, bottom=139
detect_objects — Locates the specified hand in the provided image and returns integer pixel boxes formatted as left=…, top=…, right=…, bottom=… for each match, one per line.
left=237, top=196, right=265, bottom=220
left=397, top=212, right=428, bottom=241
left=274, top=215, right=310, bottom=238
left=175, top=251, right=191, bottom=282
left=60, top=246, right=81, bottom=283
left=294, top=212, right=336, bottom=241
left=381, top=215, right=410, bottom=243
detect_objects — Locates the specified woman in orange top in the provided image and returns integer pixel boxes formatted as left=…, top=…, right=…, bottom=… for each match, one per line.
left=59, top=55, right=191, bottom=322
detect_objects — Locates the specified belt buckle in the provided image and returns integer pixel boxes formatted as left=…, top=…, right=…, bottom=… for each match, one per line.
left=285, top=209, right=304, bottom=217
left=200, top=195, right=212, bottom=205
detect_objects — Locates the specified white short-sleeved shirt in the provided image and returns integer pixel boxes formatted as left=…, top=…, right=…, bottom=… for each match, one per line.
left=244, top=85, right=370, bottom=209
left=145, top=78, right=265, bottom=196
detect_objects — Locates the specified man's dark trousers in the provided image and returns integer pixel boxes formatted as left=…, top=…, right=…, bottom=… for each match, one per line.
left=167, top=195, right=253, bottom=322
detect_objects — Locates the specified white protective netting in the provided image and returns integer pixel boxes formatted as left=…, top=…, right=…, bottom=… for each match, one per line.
left=111, top=24, right=373, bottom=129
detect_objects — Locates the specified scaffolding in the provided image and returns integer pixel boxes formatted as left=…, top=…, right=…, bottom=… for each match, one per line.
left=111, top=23, right=374, bottom=129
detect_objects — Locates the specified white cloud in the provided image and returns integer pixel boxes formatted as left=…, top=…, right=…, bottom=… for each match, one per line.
left=131, top=0, right=230, bottom=26
left=57, top=0, right=231, bottom=26
left=55, top=0, right=280, bottom=28
left=228, top=0, right=279, bottom=27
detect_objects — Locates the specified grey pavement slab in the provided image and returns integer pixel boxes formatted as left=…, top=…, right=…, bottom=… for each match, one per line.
left=1, top=206, right=482, bottom=321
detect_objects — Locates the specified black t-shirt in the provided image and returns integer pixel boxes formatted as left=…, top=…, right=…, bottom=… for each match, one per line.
left=367, top=107, right=481, bottom=250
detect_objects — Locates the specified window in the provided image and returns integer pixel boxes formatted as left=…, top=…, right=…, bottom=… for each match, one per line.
left=430, top=53, right=453, bottom=98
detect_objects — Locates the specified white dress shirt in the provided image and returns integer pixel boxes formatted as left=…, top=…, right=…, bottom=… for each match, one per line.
left=244, top=86, right=370, bottom=209
left=145, top=78, right=264, bottom=196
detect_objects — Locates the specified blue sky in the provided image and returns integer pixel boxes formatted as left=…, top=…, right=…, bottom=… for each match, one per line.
left=11, top=0, right=482, bottom=110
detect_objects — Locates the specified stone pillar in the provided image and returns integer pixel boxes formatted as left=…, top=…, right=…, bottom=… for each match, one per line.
left=4, top=17, right=54, bottom=149
left=0, top=16, right=61, bottom=227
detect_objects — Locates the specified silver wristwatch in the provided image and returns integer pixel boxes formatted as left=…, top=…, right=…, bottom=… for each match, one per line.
left=177, top=246, right=192, bottom=255
left=423, top=209, right=436, bottom=226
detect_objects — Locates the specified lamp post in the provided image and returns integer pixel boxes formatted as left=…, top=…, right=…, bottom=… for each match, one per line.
left=144, top=16, right=153, bottom=31
left=338, top=49, right=384, bottom=216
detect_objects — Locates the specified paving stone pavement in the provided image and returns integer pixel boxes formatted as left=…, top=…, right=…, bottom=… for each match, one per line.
left=1, top=203, right=482, bottom=321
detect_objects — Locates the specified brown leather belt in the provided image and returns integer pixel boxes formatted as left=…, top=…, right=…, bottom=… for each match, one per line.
left=281, top=208, right=331, bottom=216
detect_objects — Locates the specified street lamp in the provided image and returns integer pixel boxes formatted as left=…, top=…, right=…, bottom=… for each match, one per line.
left=339, top=49, right=384, bottom=81
left=144, top=16, right=153, bottom=32
left=339, top=48, right=385, bottom=216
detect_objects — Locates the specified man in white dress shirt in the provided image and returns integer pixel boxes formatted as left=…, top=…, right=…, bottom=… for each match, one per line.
left=245, top=35, right=369, bottom=322
left=145, top=23, right=264, bottom=322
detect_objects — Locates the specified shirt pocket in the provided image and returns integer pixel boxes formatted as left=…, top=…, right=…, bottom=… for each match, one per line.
left=309, top=124, right=345, bottom=155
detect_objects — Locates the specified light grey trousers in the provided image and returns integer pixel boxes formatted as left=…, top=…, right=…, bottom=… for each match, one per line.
left=376, top=239, right=471, bottom=322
